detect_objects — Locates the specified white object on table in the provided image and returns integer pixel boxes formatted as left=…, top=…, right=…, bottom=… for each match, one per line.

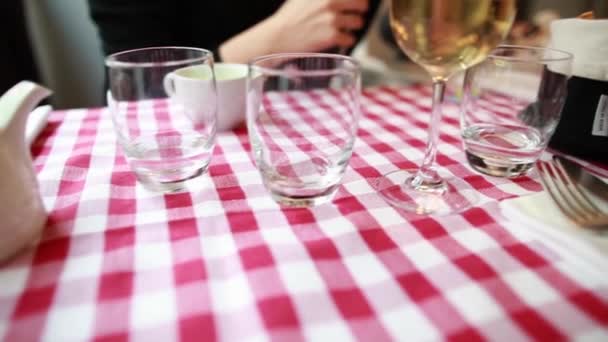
left=0, top=82, right=50, bottom=263
left=549, top=18, right=608, bottom=81
left=500, top=188, right=608, bottom=274
left=26, top=105, right=52, bottom=146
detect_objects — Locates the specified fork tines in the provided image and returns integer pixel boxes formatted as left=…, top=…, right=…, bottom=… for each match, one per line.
left=536, top=159, right=608, bottom=229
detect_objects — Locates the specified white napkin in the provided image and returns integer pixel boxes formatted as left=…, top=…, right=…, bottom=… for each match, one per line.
left=26, top=105, right=52, bottom=146
left=549, top=18, right=608, bottom=81
left=500, top=182, right=608, bottom=273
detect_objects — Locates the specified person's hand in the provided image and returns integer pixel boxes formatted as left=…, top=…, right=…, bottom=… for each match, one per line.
left=219, top=0, right=369, bottom=63
left=269, top=0, right=369, bottom=53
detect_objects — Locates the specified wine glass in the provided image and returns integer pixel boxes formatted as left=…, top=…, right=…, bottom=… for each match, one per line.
left=375, top=0, right=517, bottom=215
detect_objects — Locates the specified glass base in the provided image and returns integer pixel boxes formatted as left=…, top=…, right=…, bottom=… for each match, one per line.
left=375, top=169, right=477, bottom=215
left=465, top=151, right=534, bottom=178
left=135, top=167, right=206, bottom=192
left=269, top=185, right=339, bottom=208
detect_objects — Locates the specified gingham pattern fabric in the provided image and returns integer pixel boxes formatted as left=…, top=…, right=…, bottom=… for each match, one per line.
left=1, top=85, right=607, bottom=341
left=253, top=89, right=358, bottom=186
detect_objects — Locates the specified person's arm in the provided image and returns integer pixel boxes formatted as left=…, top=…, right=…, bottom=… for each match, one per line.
left=219, top=0, right=371, bottom=63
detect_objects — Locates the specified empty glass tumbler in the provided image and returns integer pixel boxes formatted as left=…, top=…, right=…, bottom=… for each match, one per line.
left=106, top=47, right=217, bottom=191
left=247, top=53, right=361, bottom=207
left=460, top=45, right=573, bottom=177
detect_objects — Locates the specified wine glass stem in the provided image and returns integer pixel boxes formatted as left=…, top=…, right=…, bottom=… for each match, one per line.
left=412, top=79, right=446, bottom=188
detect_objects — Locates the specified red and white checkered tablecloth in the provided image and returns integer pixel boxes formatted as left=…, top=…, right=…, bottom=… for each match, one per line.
left=1, top=85, right=607, bottom=341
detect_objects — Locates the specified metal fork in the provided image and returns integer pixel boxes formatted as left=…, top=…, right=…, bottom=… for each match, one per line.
left=536, top=158, right=608, bottom=230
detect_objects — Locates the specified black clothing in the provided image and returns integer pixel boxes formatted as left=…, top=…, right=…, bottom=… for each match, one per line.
left=1, top=0, right=41, bottom=94
left=89, top=0, right=381, bottom=60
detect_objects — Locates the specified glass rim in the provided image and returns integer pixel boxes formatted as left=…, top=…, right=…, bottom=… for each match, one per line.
left=489, top=45, right=574, bottom=63
left=248, top=52, right=361, bottom=77
left=105, top=46, right=213, bottom=69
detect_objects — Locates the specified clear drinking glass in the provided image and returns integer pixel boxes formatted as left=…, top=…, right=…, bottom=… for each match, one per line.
left=460, top=45, right=573, bottom=177
left=375, top=0, right=517, bottom=215
left=247, top=53, right=361, bottom=207
left=106, top=47, right=217, bottom=192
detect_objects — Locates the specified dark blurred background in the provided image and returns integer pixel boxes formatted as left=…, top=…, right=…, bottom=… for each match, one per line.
left=1, top=0, right=40, bottom=94
left=2, top=0, right=599, bottom=109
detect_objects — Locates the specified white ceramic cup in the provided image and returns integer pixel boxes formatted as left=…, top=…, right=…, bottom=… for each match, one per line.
left=164, top=63, right=247, bottom=131
left=214, top=63, right=248, bottom=131
left=163, top=64, right=216, bottom=127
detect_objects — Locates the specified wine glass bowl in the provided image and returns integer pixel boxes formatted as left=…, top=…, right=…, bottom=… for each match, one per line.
left=389, top=0, right=516, bottom=80
left=375, top=0, right=517, bottom=215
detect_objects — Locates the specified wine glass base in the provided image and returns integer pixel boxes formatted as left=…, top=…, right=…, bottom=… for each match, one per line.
left=375, top=169, right=477, bottom=215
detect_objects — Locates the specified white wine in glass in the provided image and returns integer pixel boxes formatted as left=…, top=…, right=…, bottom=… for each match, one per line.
left=376, top=0, right=516, bottom=215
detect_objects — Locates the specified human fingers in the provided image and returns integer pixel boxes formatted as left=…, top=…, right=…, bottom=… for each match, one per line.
left=334, top=13, right=365, bottom=30
left=328, top=0, right=368, bottom=13
left=332, top=30, right=356, bottom=48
